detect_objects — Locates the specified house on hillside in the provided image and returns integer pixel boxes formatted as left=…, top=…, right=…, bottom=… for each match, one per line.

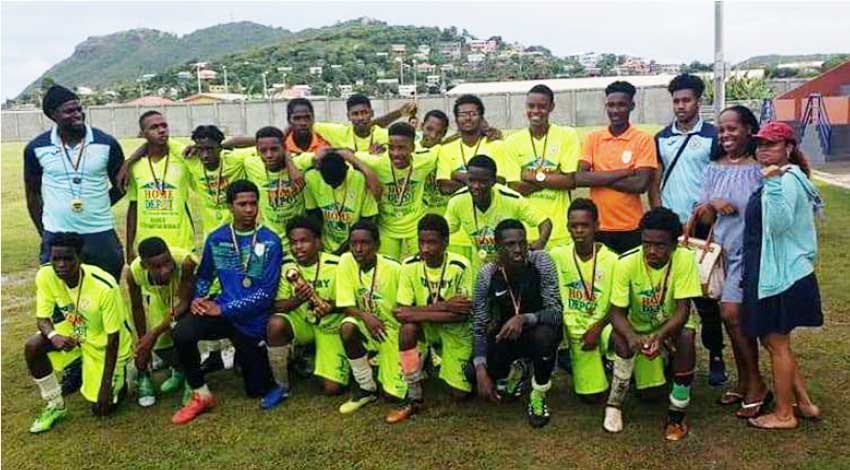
left=125, top=95, right=177, bottom=106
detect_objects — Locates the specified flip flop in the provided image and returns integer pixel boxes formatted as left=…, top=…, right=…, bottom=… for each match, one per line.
left=717, top=391, right=744, bottom=406
left=747, top=414, right=798, bottom=430
left=736, top=391, right=774, bottom=419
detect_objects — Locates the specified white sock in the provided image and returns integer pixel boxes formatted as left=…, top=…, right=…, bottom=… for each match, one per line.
left=35, top=373, right=64, bottom=408
left=531, top=376, right=552, bottom=396
left=268, top=345, right=290, bottom=387
left=348, top=355, right=377, bottom=392
left=194, top=384, right=212, bottom=398
left=606, top=355, right=636, bottom=407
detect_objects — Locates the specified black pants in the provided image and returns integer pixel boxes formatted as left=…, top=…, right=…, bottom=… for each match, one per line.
left=486, top=323, right=562, bottom=385
left=172, top=315, right=275, bottom=398
left=597, top=229, right=642, bottom=255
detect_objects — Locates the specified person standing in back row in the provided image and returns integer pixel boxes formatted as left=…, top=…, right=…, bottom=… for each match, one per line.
left=650, top=74, right=727, bottom=387
left=575, top=81, right=657, bottom=254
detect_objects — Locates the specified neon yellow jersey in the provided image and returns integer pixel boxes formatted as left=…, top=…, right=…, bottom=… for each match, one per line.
left=419, top=143, right=450, bottom=214
left=304, top=166, right=379, bottom=253
left=444, top=184, right=545, bottom=269
left=397, top=251, right=473, bottom=306
left=610, top=246, right=702, bottom=333
left=276, top=252, right=341, bottom=332
left=335, top=253, right=401, bottom=327
left=550, top=243, right=618, bottom=339
left=436, top=137, right=519, bottom=184
left=129, top=247, right=197, bottom=307
left=243, top=150, right=314, bottom=238
left=128, top=144, right=195, bottom=252
left=356, top=150, right=437, bottom=238
left=36, top=263, right=132, bottom=358
left=313, top=122, right=389, bottom=152
left=504, top=124, right=581, bottom=242
left=185, top=150, right=247, bottom=237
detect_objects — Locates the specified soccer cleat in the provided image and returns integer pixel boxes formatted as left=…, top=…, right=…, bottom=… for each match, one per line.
left=504, top=359, right=530, bottom=400
left=200, top=351, right=225, bottom=374
left=339, top=387, right=378, bottom=414
left=61, top=359, right=83, bottom=396
left=29, top=403, right=68, bottom=433
left=527, top=392, right=551, bottom=428
left=664, top=417, right=690, bottom=441
left=708, top=356, right=728, bottom=387
left=159, top=369, right=185, bottom=394
left=137, top=374, right=156, bottom=408
left=171, top=392, right=216, bottom=425
left=603, top=406, right=624, bottom=433
left=386, top=401, right=420, bottom=424
left=260, top=385, right=289, bottom=410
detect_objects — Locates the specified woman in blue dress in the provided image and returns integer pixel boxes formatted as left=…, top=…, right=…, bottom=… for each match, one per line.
left=695, top=106, right=767, bottom=418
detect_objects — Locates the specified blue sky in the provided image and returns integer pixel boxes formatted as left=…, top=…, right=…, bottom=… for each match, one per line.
left=2, top=1, right=848, bottom=100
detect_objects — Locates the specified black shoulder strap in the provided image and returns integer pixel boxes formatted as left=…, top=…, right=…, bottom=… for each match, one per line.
left=661, top=133, right=694, bottom=191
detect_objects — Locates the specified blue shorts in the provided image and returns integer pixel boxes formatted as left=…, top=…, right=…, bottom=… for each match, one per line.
left=40, top=229, right=124, bottom=281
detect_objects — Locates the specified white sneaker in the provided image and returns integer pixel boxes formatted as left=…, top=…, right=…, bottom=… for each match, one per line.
left=603, top=406, right=623, bottom=433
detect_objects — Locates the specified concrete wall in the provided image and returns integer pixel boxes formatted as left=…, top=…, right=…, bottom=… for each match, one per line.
left=1, top=85, right=693, bottom=142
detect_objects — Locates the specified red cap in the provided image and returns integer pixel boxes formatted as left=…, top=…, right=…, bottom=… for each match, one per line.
left=754, top=121, right=796, bottom=143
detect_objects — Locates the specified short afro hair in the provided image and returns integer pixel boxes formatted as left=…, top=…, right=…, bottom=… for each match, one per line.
left=417, top=214, right=450, bottom=241
left=605, top=80, right=636, bottom=99
left=255, top=126, right=284, bottom=142
left=139, top=110, right=163, bottom=131
left=286, top=98, right=314, bottom=120
left=494, top=219, right=526, bottom=243
left=528, top=84, right=554, bottom=104
left=50, top=232, right=84, bottom=255
left=346, top=93, right=372, bottom=111
left=350, top=219, right=380, bottom=245
left=467, top=154, right=497, bottom=177
left=138, top=237, right=169, bottom=259
left=668, top=73, right=706, bottom=98
left=568, top=197, right=599, bottom=221
left=286, top=215, right=322, bottom=239
left=453, top=94, right=485, bottom=117
left=226, top=179, right=259, bottom=204
left=388, top=122, right=416, bottom=141
left=639, top=207, right=683, bottom=241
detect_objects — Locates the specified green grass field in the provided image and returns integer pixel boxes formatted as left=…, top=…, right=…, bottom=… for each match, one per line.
left=2, top=132, right=850, bottom=469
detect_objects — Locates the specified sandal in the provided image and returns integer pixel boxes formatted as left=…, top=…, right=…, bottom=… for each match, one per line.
left=717, top=391, right=744, bottom=406
left=736, top=391, right=774, bottom=419
left=747, top=413, right=798, bottom=430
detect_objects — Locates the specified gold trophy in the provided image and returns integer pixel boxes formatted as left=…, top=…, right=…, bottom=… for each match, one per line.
left=285, top=268, right=331, bottom=318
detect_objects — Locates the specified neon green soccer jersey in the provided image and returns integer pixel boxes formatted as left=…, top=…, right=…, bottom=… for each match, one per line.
left=185, top=149, right=247, bottom=237
left=243, top=150, right=313, bottom=238
left=550, top=243, right=618, bottom=340
left=304, top=166, right=379, bottom=253
left=610, top=246, right=702, bottom=333
left=313, top=122, right=389, bottom=152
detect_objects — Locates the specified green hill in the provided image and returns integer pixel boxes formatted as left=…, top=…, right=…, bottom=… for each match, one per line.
left=18, top=21, right=291, bottom=99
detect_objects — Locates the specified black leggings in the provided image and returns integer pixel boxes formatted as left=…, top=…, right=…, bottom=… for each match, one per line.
left=486, top=323, right=562, bottom=385
left=172, top=315, right=275, bottom=398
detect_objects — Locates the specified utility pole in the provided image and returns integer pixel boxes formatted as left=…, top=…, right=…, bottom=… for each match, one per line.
left=223, top=66, right=229, bottom=94
left=413, top=59, right=418, bottom=98
left=714, top=0, right=725, bottom=120
left=262, top=72, right=269, bottom=99
left=195, top=63, right=203, bottom=95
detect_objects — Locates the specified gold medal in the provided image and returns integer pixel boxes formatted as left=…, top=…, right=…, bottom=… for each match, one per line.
left=71, top=198, right=84, bottom=212
left=535, top=169, right=546, bottom=182
left=478, top=249, right=488, bottom=260
left=242, top=277, right=252, bottom=288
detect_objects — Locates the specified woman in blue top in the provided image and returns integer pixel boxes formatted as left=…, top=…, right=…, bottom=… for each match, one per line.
left=743, top=122, right=823, bottom=430
left=695, top=106, right=767, bottom=418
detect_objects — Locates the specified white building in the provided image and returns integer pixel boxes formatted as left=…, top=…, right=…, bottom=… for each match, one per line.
left=309, top=66, right=323, bottom=76
left=398, top=84, right=416, bottom=97
left=467, top=53, right=486, bottom=64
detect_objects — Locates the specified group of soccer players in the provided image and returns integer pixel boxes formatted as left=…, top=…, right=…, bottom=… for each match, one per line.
left=26, top=76, right=716, bottom=441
